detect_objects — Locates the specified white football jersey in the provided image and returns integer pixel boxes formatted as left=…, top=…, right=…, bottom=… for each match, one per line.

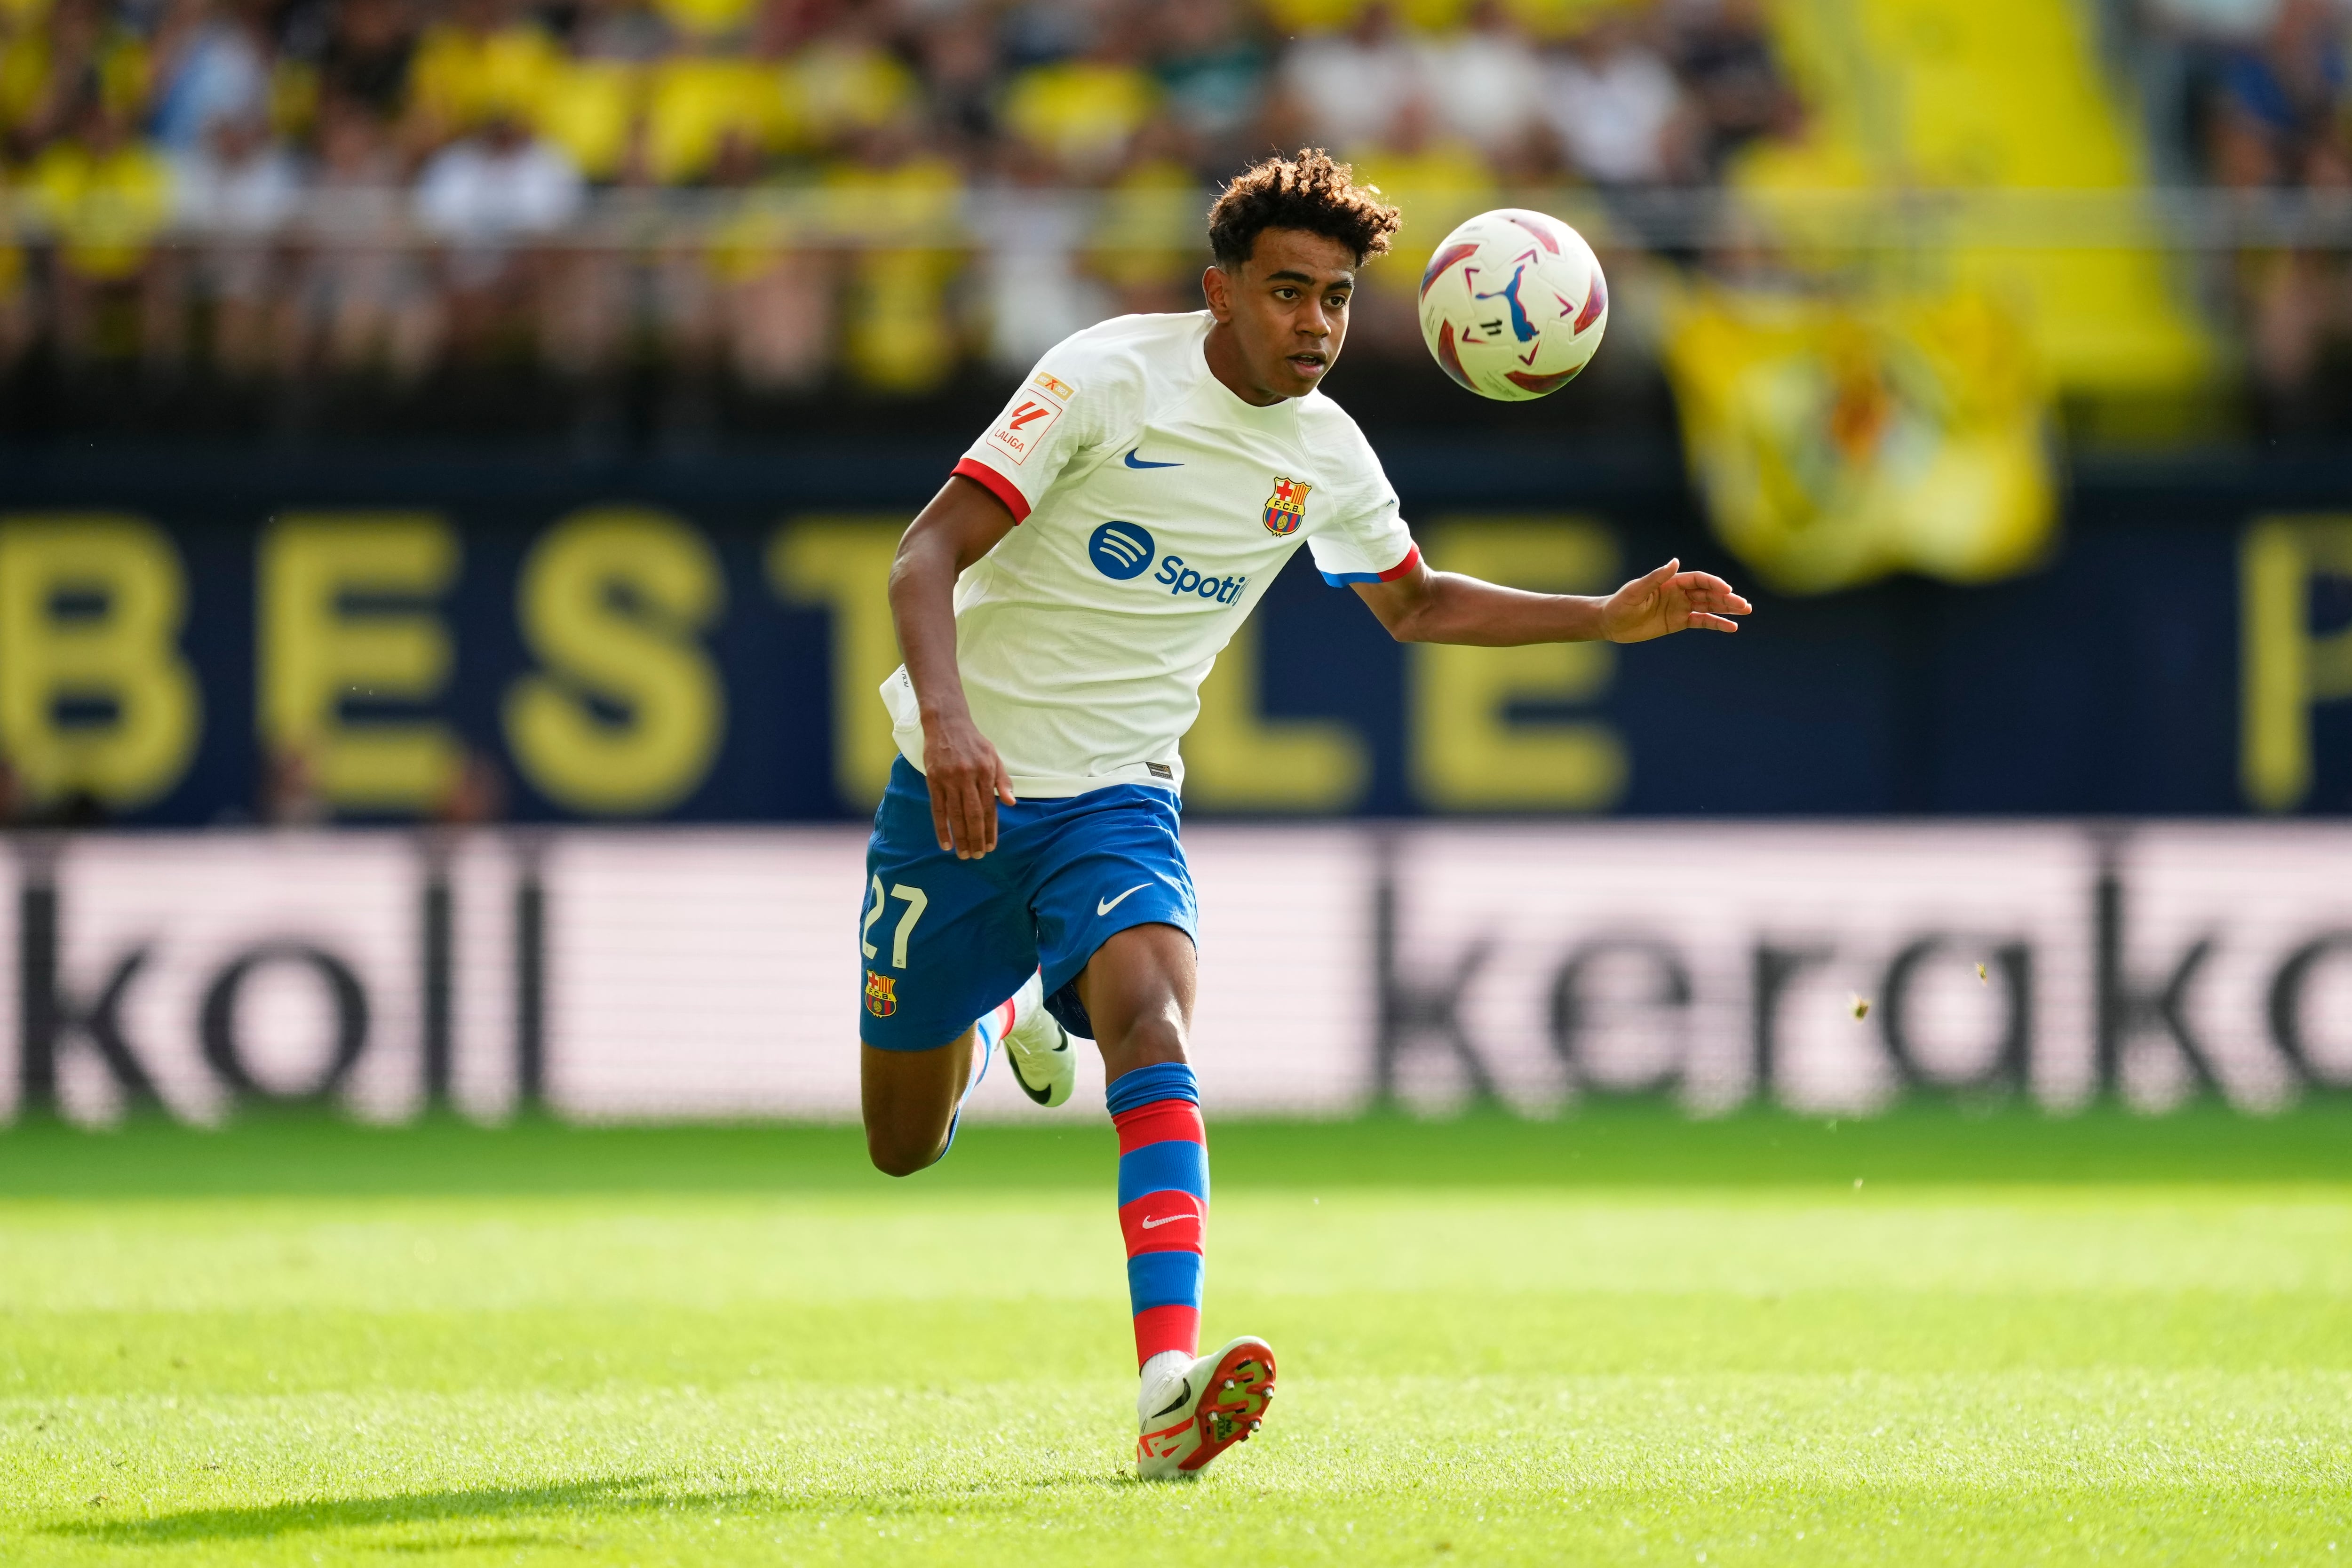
left=881, top=311, right=1420, bottom=798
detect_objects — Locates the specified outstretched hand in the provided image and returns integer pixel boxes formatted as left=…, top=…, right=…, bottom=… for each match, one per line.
left=1601, top=558, right=1751, bottom=644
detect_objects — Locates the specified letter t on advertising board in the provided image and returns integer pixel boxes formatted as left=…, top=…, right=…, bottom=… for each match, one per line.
left=768, top=518, right=903, bottom=811
left=259, top=515, right=461, bottom=812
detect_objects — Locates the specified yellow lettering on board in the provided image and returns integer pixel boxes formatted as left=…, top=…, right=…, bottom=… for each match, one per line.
left=0, top=515, right=199, bottom=808
left=505, top=507, right=725, bottom=814
left=259, top=514, right=461, bottom=811
left=767, top=517, right=903, bottom=812
left=1409, top=517, right=1628, bottom=812
left=1185, top=613, right=1367, bottom=810
left=2242, top=515, right=2352, bottom=811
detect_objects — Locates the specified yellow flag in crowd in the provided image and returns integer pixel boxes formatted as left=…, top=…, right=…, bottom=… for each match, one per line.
left=1661, top=287, right=2057, bottom=596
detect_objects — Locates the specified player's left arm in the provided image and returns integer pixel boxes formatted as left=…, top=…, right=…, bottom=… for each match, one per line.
left=1351, top=556, right=1750, bottom=645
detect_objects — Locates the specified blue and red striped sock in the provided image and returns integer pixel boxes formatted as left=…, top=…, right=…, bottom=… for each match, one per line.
left=1109, top=1061, right=1206, bottom=1369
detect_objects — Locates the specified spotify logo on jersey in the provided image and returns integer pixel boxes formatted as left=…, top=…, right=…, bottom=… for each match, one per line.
left=1089, top=521, right=1156, bottom=580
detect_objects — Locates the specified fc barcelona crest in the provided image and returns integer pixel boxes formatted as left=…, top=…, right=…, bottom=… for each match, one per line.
left=1262, top=477, right=1311, bottom=537
left=864, top=971, right=898, bottom=1017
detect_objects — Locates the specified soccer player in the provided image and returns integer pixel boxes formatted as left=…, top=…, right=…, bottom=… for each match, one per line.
left=858, top=150, right=1749, bottom=1479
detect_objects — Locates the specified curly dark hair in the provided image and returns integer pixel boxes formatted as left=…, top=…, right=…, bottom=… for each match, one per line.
left=1206, top=149, right=1403, bottom=271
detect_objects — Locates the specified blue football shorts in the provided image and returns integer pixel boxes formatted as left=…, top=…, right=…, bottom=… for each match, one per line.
left=858, top=757, right=1198, bottom=1051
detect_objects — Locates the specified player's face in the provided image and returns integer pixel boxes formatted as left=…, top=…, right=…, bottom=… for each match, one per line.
left=1204, top=228, right=1357, bottom=403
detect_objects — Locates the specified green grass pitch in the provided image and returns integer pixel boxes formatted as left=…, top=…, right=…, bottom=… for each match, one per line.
left=2, top=1104, right=2349, bottom=1565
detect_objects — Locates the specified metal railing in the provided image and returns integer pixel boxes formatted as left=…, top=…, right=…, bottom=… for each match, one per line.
left=14, top=184, right=2352, bottom=253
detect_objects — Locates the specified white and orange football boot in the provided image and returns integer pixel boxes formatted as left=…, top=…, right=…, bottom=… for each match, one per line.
left=989, top=971, right=1076, bottom=1109
left=1136, top=1336, right=1277, bottom=1480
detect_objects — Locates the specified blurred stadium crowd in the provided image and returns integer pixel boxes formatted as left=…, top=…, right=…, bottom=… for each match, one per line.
left=2144, top=0, right=2352, bottom=425
left=0, top=0, right=2346, bottom=423
left=0, top=0, right=1801, bottom=405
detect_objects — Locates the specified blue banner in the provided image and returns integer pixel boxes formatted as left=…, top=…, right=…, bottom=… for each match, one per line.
left=0, top=443, right=2343, bottom=824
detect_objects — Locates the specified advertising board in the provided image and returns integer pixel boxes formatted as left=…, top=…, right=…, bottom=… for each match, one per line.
left=6, top=822, right=2344, bottom=1126
left=0, top=452, right=2345, bottom=825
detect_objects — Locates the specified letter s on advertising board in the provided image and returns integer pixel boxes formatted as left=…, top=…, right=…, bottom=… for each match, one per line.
left=504, top=508, right=726, bottom=814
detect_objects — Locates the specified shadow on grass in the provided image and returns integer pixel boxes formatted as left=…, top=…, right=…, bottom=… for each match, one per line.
left=49, top=1475, right=759, bottom=1545
left=49, top=1470, right=1138, bottom=1546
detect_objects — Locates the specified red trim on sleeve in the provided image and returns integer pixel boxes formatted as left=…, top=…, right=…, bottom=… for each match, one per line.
left=1376, top=543, right=1422, bottom=582
left=951, top=457, right=1030, bottom=523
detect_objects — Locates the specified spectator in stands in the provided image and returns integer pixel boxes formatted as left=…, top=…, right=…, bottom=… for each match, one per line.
left=998, top=0, right=1100, bottom=77
left=693, top=130, right=837, bottom=394
left=794, top=0, right=924, bottom=153
left=1148, top=0, right=1269, bottom=175
left=8, top=0, right=150, bottom=156
left=0, top=1, right=48, bottom=153
left=571, top=0, right=675, bottom=62
left=2201, top=0, right=2352, bottom=426
left=1282, top=2, right=1422, bottom=154
left=1540, top=8, right=1698, bottom=186
left=27, top=89, right=178, bottom=365
left=2205, top=0, right=2343, bottom=184
left=1347, top=94, right=1496, bottom=355
left=1415, top=0, right=1541, bottom=167
left=169, top=106, right=300, bottom=375
left=405, top=0, right=565, bottom=151
left=1673, top=0, right=1801, bottom=174
left=287, top=95, right=439, bottom=378
left=1086, top=111, right=1208, bottom=316
left=0, top=228, right=28, bottom=374
left=147, top=0, right=274, bottom=153
left=314, top=0, right=421, bottom=122
left=914, top=3, right=1001, bottom=149
left=640, top=47, right=779, bottom=185
left=974, top=132, right=1115, bottom=374
left=413, top=104, right=585, bottom=359
left=826, top=113, right=961, bottom=392
left=1001, top=4, right=1160, bottom=182
left=0, top=0, right=1860, bottom=414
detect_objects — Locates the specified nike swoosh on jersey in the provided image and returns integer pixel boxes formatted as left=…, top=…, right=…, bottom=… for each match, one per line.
left=1123, top=448, right=1183, bottom=469
left=1097, top=883, right=1151, bottom=916
left=1139, top=1213, right=1195, bottom=1229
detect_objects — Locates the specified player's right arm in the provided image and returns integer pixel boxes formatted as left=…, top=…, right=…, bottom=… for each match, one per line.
left=889, top=475, right=1021, bottom=860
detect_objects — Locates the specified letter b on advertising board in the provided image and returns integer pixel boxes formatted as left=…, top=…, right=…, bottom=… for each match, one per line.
left=0, top=516, right=200, bottom=810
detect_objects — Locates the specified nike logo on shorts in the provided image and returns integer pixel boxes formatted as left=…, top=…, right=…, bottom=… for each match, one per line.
left=1139, top=1213, right=1193, bottom=1229
left=1123, top=448, right=1182, bottom=469
left=1097, top=883, right=1150, bottom=916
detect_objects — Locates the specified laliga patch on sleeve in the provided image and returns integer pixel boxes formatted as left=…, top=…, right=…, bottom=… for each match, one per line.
left=985, top=394, right=1064, bottom=465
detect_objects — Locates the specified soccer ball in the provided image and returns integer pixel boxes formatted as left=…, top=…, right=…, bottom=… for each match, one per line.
left=1415, top=208, right=1608, bottom=401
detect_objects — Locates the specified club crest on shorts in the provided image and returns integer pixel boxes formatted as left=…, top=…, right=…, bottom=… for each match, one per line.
left=864, top=971, right=898, bottom=1017
left=1262, top=477, right=1311, bottom=537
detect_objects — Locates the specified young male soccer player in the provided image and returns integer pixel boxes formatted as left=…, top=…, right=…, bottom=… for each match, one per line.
left=858, top=150, right=1750, bottom=1479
